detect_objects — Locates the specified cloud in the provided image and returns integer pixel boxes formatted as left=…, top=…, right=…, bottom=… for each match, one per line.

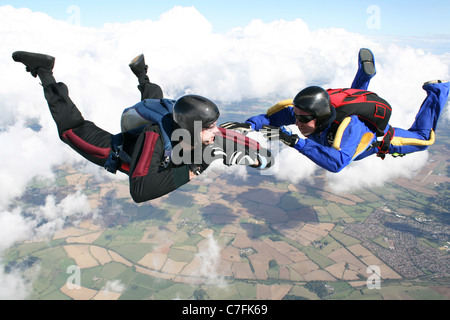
left=0, top=262, right=33, bottom=299
left=0, top=122, right=62, bottom=208
left=32, top=188, right=94, bottom=239
left=195, top=234, right=226, bottom=287
left=326, top=151, right=429, bottom=194
left=0, top=189, right=94, bottom=299
left=102, top=279, right=126, bottom=294
left=0, top=208, right=35, bottom=252
left=0, top=4, right=449, bottom=298
left=0, top=189, right=94, bottom=248
left=249, top=127, right=320, bottom=183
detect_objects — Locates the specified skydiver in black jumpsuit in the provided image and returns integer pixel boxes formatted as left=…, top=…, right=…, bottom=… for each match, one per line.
left=12, top=51, right=273, bottom=203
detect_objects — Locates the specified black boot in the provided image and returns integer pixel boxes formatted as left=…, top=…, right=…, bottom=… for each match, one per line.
left=129, top=54, right=150, bottom=84
left=12, top=51, right=55, bottom=78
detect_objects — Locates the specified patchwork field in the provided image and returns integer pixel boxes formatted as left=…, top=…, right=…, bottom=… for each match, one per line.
left=4, top=127, right=450, bottom=300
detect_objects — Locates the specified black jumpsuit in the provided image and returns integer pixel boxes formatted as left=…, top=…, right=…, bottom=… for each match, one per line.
left=42, top=80, right=271, bottom=203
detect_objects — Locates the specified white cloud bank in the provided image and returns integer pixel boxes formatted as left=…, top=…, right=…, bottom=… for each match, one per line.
left=0, top=189, right=93, bottom=299
left=0, top=5, right=449, bottom=298
left=195, top=234, right=226, bottom=287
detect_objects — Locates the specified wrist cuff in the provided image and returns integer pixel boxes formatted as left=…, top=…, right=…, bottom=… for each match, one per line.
left=293, top=138, right=305, bottom=151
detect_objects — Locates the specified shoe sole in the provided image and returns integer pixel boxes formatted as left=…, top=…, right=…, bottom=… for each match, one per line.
left=359, top=48, right=376, bottom=76
left=129, top=54, right=144, bottom=67
left=423, top=80, right=449, bottom=85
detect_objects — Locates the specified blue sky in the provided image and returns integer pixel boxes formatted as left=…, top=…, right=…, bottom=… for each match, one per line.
left=3, top=0, right=450, bottom=36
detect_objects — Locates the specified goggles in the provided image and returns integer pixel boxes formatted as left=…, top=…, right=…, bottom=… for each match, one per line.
left=295, top=114, right=316, bottom=123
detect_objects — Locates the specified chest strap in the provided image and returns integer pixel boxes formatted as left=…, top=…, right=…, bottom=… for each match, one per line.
left=104, top=133, right=132, bottom=174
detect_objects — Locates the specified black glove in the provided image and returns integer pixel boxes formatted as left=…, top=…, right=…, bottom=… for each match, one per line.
left=220, top=121, right=252, bottom=135
left=188, top=163, right=204, bottom=176
left=260, top=125, right=299, bottom=147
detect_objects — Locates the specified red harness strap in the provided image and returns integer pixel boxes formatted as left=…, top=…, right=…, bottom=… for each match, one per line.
left=132, top=131, right=159, bottom=178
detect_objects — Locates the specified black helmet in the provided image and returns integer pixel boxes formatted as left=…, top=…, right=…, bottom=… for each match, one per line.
left=293, top=86, right=336, bottom=134
left=173, top=95, right=220, bottom=145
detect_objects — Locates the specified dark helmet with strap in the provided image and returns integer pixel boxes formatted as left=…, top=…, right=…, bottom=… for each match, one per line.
left=293, top=86, right=336, bottom=134
left=173, top=95, right=220, bottom=145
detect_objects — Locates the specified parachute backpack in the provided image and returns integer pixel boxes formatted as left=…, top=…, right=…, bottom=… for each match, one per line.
left=104, top=98, right=176, bottom=173
left=121, top=98, right=176, bottom=156
left=326, top=88, right=395, bottom=159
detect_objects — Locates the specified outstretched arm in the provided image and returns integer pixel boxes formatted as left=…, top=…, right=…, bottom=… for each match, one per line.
left=221, top=100, right=296, bottom=133
left=208, top=127, right=274, bottom=169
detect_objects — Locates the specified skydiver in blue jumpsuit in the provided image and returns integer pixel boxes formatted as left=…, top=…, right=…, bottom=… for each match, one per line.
left=222, top=48, right=450, bottom=173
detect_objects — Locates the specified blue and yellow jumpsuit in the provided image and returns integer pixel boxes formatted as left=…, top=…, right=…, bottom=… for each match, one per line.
left=245, top=55, right=449, bottom=172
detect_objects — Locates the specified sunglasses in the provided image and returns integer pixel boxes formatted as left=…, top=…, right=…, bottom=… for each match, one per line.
left=295, top=114, right=316, bottom=123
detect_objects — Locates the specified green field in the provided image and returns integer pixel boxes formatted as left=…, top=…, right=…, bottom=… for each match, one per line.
left=2, top=116, right=450, bottom=300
